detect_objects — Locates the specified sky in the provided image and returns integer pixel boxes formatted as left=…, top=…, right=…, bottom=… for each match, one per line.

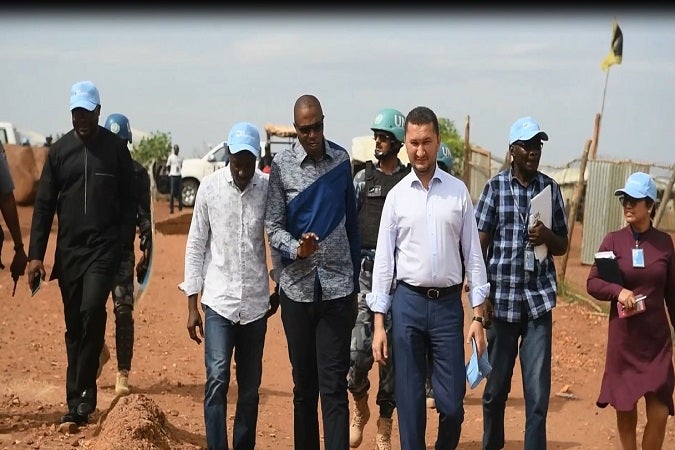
left=2, top=8, right=674, bottom=169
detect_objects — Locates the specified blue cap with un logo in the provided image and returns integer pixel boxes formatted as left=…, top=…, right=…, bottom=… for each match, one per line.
left=227, top=122, right=261, bottom=158
left=614, top=172, right=657, bottom=202
left=509, top=116, right=549, bottom=145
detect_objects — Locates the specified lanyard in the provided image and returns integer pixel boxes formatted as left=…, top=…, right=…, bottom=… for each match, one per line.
left=508, top=170, right=530, bottom=227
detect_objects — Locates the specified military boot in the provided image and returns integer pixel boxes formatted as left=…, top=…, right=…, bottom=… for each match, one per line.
left=349, top=394, right=370, bottom=447
left=375, top=417, right=393, bottom=450
left=115, top=370, right=130, bottom=396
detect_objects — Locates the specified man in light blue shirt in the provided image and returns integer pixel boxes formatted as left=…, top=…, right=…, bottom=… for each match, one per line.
left=179, top=122, right=277, bottom=450
left=369, top=106, right=490, bottom=450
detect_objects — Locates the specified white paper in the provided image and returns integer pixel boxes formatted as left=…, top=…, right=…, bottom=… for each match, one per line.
left=529, top=185, right=552, bottom=263
left=594, top=251, right=616, bottom=259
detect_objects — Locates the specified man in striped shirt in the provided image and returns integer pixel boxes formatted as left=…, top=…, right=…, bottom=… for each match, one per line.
left=265, top=94, right=360, bottom=450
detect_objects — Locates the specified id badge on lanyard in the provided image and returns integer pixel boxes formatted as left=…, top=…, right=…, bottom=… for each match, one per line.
left=632, top=231, right=645, bottom=268
left=632, top=248, right=645, bottom=268
left=525, top=246, right=535, bottom=272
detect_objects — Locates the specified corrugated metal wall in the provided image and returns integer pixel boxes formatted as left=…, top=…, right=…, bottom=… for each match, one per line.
left=580, top=160, right=650, bottom=265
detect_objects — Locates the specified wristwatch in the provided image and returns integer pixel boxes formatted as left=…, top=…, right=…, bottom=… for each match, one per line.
left=472, top=316, right=485, bottom=326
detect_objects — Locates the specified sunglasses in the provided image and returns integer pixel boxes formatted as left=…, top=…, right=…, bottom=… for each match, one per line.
left=618, top=195, right=643, bottom=207
left=373, top=132, right=392, bottom=142
left=513, top=140, right=543, bottom=152
left=295, top=120, right=324, bottom=135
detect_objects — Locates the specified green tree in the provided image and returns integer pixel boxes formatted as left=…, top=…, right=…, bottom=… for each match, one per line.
left=131, top=131, right=172, bottom=167
left=438, top=117, right=464, bottom=176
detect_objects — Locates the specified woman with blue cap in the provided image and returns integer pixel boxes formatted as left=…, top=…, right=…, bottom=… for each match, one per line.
left=587, top=171, right=675, bottom=449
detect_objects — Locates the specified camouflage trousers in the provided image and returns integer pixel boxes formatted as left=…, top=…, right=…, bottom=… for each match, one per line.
left=111, top=249, right=135, bottom=371
left=347, top=261, right=395, bottom=418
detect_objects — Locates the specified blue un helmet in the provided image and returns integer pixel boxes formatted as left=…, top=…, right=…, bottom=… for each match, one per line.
left=104, top=113, right=132, bottom=144
left=437, top=143, right=453, bottom=173
left=370, top=108, right=406, bottom=143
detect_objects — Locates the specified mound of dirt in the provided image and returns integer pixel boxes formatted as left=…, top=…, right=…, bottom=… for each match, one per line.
left=91, top=394, right=196, bottom=450
left=155, top=213, right=192, bottom=235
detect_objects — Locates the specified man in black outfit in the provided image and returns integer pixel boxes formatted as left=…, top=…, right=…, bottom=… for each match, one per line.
left=27, top=80, right=136, bottom=426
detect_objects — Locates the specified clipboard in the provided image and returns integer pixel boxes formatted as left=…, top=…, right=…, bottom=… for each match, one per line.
left=529, top=185, right=552, bottom=263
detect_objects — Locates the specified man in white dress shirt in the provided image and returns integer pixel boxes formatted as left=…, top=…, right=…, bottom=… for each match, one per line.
left=368, top=106, right=490, bottom=450
left=179, top=122, right=278, bottom=450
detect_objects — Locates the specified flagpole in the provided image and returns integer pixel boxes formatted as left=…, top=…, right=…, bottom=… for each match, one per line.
left=600, top=66, right=611, bottom=117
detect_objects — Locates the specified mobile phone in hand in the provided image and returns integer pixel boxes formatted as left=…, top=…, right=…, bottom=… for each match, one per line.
left=30, top=274, right=41, bottom=297
left=617, top=294, right=646, bottom=319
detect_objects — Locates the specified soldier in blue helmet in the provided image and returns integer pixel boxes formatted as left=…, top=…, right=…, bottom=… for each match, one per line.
left=98, top=113, right=153, bottom=396
left=348, top=108, right=411, bottom=450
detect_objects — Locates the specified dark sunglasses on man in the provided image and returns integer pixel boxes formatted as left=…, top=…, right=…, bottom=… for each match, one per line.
left=512, top=140, right=543, bottom=152
left=373, top=132, right=392, bottom=142
left=295, top=118, right=324, bottom=135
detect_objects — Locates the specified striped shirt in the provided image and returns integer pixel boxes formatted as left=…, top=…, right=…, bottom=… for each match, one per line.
left=179, top=168, right=270, bottom=325
left=474, top=168, right=568, bottom=322
left=265, top=139, right=361, bottom=303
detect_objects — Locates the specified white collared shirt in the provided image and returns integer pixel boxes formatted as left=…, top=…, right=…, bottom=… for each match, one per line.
left=178, top=167, right=270, bottom=324
left=366, top=166, right=489, bottom=313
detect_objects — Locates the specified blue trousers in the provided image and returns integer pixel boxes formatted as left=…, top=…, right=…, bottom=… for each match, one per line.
left=482, top=305, right=552, bottom=450
left=203, top=306, right=267, bottom=450
left=279, top=289, right=357, bottom=450
left=392, top=284, right=465, bottom=450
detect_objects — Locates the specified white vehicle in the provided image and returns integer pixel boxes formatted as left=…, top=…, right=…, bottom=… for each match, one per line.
left=176, top=124, right=297, bottom=207
left=0, top=122, right=23, bottom=145
left=179, top=142, right=230, bottom=208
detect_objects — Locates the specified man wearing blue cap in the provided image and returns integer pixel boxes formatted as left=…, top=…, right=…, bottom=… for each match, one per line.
left=474, top=116, right=568, bottom=450
left=179, top=122, right=277, bottom=450
left=27, top=80, right=136, bottom=427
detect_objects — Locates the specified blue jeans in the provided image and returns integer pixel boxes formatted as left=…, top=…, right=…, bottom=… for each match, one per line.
left=392, top=284, right=465, bottom=450
left=482, top=305, right=552, bottom=450
left=203, top=305, right=267, bottom=450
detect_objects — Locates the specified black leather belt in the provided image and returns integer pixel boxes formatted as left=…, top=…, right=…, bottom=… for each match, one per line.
left=398, top=280, right=462, bottom=300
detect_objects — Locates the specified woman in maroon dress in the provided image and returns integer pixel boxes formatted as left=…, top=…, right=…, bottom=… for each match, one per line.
left=587, top=171, right=675, bottom=450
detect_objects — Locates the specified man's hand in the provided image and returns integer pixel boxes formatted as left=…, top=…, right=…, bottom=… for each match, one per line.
left=187, top=301, right=204, bottom=344
left=265, top=284, right=280, bottom=318
left=136, top=252, right=149, bottom=283
left=26, top=260, right=45, bottom=288
left=467, top=320, right=487, bottom=356
left=483, top=298, right=494, bottom=330
left=372, top=313, right=388, bottom=365
left=297, top=232, right=320, bottom=259
left=10, top=246, right=27, bottom=282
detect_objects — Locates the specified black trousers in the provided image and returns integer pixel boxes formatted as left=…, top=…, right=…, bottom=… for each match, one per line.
left=169, top=175, right=182, bottom=211
left=58, top=263, right=116, bottom=411
left=279, top=288, right=357, bottom=450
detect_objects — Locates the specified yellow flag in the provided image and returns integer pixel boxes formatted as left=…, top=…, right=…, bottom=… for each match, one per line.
left=601, top=20, right=623, bottom=71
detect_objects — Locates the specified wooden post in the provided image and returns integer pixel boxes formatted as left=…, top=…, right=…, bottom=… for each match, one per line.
left=463, top=115, right=471, bottom=186
left=654, top=165, right=675, bottom=228
left=588, top=113, right=602, bottom=160
left=558, top=139, right=592, bottom=291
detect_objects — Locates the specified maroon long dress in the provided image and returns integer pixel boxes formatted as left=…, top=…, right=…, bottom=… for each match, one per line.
left=587, top=225, right=675, bottom=414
